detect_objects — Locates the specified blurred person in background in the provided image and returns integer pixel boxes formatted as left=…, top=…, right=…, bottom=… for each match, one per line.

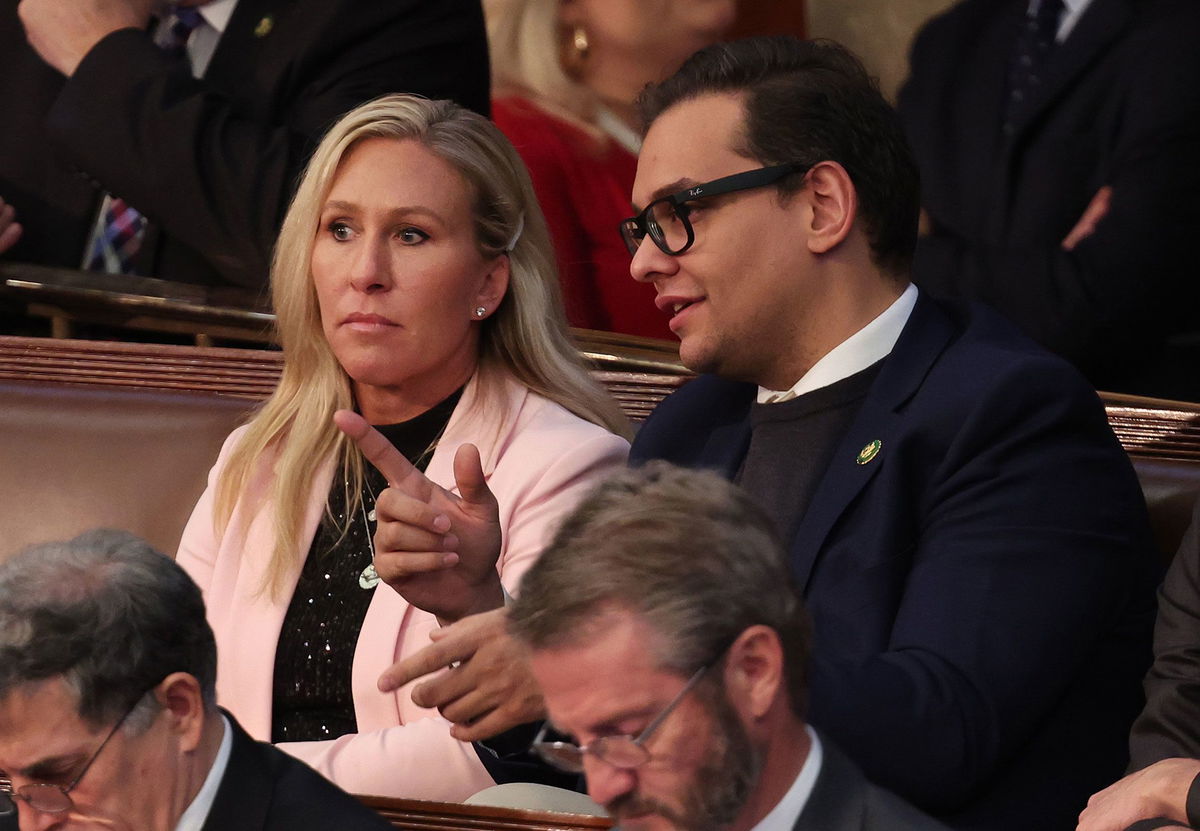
left=484, top=0, right=736, bottom=340
left=0, top=0, right=489, bottom=294
left=898, top=0, right=1200, bottom=400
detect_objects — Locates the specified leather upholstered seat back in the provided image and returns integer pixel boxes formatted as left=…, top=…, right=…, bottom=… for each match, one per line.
left=0, top=381, right=252, bottom=560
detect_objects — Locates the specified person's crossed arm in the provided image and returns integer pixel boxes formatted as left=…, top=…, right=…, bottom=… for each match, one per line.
left=0, top=197, right=21, bottom=254
left=18, top=0, right=156, bottom=77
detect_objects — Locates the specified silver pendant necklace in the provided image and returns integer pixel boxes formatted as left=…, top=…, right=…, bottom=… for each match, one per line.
left=358, top=477, right=381, bottom=590
left=350, top=414, right=447, bottom=591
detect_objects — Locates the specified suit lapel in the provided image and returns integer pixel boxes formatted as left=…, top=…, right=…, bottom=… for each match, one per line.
left=1007, top=0, right=1130, bottom=140
left=793, top=738, right=868, bottom=831
left=201, top=713, right=272, bottom=831
left=788, top=295, right=955, bottom=592
left=203, top=0, right=287, bottom=87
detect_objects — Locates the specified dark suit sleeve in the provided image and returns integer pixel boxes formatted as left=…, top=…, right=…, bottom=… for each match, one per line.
left=899, top=2, right=1200, bottom=385
left=1131, top=501, right=1200, bottom=769
left=42, top=0, right=489, bottom=288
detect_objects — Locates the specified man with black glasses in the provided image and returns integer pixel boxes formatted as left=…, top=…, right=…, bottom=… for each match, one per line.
left=0, top=529, right=390, bottom=831
left=510, top=462, right=949, bottom=831
left=367, top=34, right=1158, bottom=830
left=624, top=35, right=1159, bottom=831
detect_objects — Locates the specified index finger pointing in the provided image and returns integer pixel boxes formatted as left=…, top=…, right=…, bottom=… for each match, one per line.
left=378, top=633, right=477, bottom=692
left=333, top=409, right=432, bottom=500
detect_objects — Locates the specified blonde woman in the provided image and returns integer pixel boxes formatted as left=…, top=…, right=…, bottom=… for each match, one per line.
left=485, top=0, right=735, bottom=339
left=177, top=94, right=630, bottom=801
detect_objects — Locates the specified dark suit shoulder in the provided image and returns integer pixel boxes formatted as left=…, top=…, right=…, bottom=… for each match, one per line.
left=799, top=738, right=951, bottom=831
left=908, top=0, right=1012, bottom=52
left=884, top=296, right=1109, bottom=440
left=902, top=299, right=1104, bottom=427
left=249, top=742, right=392, bottom=830
left=929, top=299, right=1102, bottom=400
left=904, top=298, right=1144, bottom=516
left=206, top=715, right=392, bottom=831
left=630, top=374, right=755, bottom=464
left=860, top=784, right=956, bottom=831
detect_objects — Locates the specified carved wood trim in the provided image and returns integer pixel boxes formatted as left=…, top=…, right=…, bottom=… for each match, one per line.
left=0, top=335, right=692, bottom=423
left=4, top=335, right=1200, bottom=456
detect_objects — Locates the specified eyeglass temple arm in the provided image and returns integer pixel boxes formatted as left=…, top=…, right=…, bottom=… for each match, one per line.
left=632, top=663, right=711, bottom=748
left=668, top=163, right=807, bottom=205
left=531, top=660, right=711, bottom=752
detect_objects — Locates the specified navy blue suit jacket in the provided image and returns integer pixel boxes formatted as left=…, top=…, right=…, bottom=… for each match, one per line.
left=632, top=293, right=1158, bottom=831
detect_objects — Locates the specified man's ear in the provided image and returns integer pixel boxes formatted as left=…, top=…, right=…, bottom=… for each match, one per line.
left=155, top=672, right=207, bottom=753
left=803, top=161, right=858, bottom=256
left=721, top=625, right=785, bottom=722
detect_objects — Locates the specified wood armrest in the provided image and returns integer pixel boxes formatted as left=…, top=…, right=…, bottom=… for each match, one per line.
left=356, top=795, right=613, bottom=831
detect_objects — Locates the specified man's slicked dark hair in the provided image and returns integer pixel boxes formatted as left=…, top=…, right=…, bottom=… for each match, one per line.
left=638, top=36, right=920, bottom=276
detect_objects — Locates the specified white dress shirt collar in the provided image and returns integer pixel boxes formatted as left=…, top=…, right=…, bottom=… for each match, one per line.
left=174, top=712, right=233, bottom=831
left=595, top=106, right=642, bottom=155
left=1029, top=0, right=1096, bottom=41
left=195, top=0, right=237, bottom=33
left=757, top=283, right=918, bottom=404
left=175, top=0, right=238, bottom=77
left=749, top=727, right=823, bottom=831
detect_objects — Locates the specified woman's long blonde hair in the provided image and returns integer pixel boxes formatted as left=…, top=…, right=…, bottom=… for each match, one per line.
left=214, top=94, right=630, bottom=596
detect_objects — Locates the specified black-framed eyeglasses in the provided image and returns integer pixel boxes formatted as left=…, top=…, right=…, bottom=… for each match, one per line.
left=0, top=692, right=147, bottom=817
left=531, top=662, right=711, bottom=774
left=619, top=162, right=811, bottom=257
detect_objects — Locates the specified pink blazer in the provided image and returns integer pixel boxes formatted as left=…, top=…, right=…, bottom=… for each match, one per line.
left=176, top=375, right=628, bottom=800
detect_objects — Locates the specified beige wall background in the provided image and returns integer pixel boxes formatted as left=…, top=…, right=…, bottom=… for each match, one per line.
left=806, top=0, right=959, bottom=100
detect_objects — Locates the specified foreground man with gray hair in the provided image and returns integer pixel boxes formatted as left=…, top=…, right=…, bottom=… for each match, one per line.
left=0, top=529, right=391, bottom=831
left=509, top=463, right=949, bottom=831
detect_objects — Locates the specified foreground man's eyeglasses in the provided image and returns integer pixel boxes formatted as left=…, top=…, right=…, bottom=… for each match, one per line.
left=531, top=662, right=711, bottom=774
left=619, top=162, right=811, bottom=257
left=0, top=692, right=145, bottom=816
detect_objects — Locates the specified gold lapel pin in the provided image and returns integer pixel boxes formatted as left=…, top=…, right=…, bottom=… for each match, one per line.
left=855, top=439, right=882, bottom=465
left=254, top=15, right=274, bottom=38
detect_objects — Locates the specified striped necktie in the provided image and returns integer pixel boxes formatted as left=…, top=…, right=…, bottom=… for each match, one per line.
left=85, top=6, right=207, bottom=274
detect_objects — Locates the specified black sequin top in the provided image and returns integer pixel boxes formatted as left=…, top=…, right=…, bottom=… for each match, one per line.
left=271, top=389, right=463, bottom=743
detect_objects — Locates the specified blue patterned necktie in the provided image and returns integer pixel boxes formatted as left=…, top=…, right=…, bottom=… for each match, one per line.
left=153, top=5, right=206, bottom=57
left=1002, top=0, right=1065, bottom=137
left=86, top=6, right=207, bottom=274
